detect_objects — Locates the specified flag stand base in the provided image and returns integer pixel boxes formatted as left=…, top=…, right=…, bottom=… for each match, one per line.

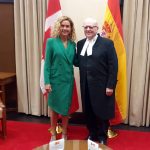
left=49, top=124, right=118, bottom=138
left=56, top=122, right=62, bottom=134
left=107, top=127, right=118, bottom=138
left=48, top=123, right=62, bottom=134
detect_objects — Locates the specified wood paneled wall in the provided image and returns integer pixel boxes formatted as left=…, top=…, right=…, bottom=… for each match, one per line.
left=0, top=3, right=15, bottom=72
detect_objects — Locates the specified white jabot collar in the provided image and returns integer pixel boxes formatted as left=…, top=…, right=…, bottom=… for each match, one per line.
left=80, top=34, right=98, bottom=56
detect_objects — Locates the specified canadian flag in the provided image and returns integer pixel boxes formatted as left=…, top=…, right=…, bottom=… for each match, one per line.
left=40, top=0, right=79, bottom=113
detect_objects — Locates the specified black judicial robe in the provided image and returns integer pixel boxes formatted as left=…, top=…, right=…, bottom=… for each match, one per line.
left=76, top=34, right=118, bottom=120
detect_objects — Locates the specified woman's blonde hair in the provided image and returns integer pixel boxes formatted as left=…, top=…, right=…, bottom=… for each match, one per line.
left=51, top=16, right=76, bottom=41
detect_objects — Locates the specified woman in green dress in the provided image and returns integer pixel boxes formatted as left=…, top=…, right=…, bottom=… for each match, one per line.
left=44, top=16, right=76, bottom=141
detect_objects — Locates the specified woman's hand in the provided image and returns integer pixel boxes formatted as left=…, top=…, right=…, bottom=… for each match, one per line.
left=45, top=84, right=52, bottom=93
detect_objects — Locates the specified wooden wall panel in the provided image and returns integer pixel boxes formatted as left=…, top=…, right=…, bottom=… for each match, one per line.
left=0, top=3, right=15, bottom=72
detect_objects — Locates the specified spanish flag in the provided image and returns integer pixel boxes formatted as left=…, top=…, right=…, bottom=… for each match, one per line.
left=101, top=0, right=127, bottom=125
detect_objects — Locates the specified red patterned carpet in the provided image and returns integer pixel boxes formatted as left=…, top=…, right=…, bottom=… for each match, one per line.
left=0, top=121, right=150, bottom=150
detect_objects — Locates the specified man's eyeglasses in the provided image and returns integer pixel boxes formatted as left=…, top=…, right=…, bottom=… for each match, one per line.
left=83, top=26, right=97, bottom=30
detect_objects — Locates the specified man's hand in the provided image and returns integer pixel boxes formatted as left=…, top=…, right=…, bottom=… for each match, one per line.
left=106, top=88, right=113, bottom=96
left=45, top=84, right=52, bottom=93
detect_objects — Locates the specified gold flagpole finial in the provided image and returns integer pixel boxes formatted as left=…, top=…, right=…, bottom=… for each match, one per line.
left=107, top=127, right=118, bottom=138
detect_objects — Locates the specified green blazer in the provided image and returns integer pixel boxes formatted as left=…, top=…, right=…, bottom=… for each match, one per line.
left=44, top=37, right=76, bottom=115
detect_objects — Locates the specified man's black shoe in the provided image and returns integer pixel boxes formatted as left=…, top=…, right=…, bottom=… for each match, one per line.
left=98, top=139, right=107, bottom=145
left=88, top=135, right=98, bottom=141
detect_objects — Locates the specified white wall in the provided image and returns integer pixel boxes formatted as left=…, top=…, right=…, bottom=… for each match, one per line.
left=60, top=0, right=107, bottom=112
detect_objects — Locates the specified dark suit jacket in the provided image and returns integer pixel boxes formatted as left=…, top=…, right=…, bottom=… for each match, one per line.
left=76, top=34, right=118, bottom=120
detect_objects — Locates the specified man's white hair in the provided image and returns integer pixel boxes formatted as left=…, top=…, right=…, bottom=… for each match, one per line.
left=83, top=17, right=98, bottom=27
